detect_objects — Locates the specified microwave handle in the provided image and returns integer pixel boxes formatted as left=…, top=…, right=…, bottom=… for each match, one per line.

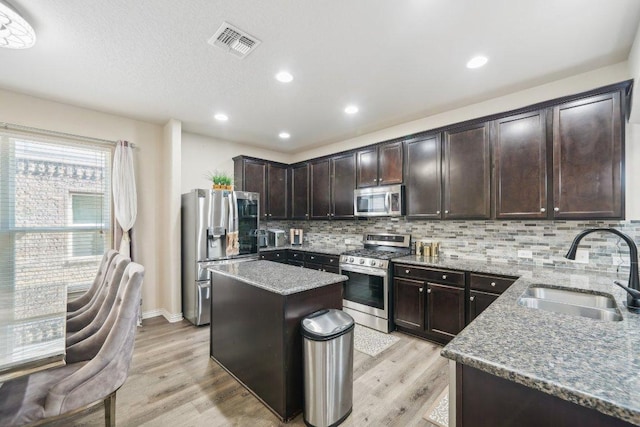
left=385, top=192, right=390, bottom=212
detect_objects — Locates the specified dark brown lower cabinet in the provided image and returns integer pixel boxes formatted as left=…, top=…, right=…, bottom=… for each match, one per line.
left=468, top=290, right=498, bottom=323
left=393, top=264, right=465, bottom=344
left=456, top=364, right=634, bottom=427
left=426, top=283, right=465, bottom=340
left=259, top=250, right=287, bottom=263
left=394, top=277, right=425, bottom=329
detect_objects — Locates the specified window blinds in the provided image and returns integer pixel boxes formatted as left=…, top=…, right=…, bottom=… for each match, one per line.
left=0, top=129, right=113, bottom=298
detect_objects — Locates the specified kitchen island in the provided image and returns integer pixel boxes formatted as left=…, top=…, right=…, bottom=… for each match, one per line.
left=431, top=260, right=640, bottom=426
left=208, top=260, right=346, bottom=421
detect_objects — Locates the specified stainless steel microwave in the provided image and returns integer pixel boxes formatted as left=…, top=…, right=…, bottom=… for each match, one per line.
left=354, top=184, right=405, bottom=217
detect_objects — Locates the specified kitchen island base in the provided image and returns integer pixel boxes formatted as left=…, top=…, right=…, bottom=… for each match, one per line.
left=210, top=271, right=343, bottom=422
left=452, top=363, right=636, bottom=427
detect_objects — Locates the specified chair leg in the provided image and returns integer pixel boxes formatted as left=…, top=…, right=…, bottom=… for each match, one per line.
left=104, top=391, right=116, bottom=427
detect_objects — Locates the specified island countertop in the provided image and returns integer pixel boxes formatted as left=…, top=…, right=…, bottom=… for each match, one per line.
left=208, top=260, right=347, bottom=295
left=409, top=256, right=640, bottom=425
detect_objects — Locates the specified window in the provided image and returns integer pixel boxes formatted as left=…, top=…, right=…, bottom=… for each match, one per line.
left=0, top=129, right=112, bottom=295
left=69, top=193, right=107, bottom=258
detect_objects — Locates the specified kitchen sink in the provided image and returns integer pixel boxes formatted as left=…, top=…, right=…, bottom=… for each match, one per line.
left=517, top=285, right=622, bottom=321
left=521, top=286, right=617, bottom=308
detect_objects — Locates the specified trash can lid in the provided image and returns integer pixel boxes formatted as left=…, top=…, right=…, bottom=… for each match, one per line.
left=301, top=309, right=355, bottom=341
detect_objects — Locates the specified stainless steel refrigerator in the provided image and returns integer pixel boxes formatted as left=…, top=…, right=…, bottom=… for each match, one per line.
left=181, top=189, right=260, bottom=326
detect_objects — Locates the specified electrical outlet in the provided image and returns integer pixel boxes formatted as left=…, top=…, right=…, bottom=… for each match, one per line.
left=612, top=254, right=631, bottom=266
left=517, top=249, right=533, bottom=259
left=575, top=248, right=589, bottom=264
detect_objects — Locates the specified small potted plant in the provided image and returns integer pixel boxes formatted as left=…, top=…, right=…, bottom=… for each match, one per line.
left=206, top=171, right=234, bottom=190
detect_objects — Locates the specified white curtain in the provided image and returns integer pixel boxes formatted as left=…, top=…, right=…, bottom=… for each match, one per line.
left=112, top=140, right=137, bottom=258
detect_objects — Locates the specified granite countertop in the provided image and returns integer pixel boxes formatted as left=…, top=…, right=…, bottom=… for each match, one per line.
left=259, top=245, right=347, bottom=256
left=209, top=260, right=348, bottom=295
left=398, top=256, right=640, bottom=425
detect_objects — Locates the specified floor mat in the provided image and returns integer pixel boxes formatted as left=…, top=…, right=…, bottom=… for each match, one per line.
left=353, top=325, right=399, bottom=357
left=423, top=386, right=449, bottom=427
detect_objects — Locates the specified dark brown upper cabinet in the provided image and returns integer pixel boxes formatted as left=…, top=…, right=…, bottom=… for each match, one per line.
left=404, top=134, right=442, bottom=218
left=309, top=154, right=356, bottom=220
left=234, top=157, right=267, bottom=217
left=233, top=156, right=288, bottom=220
left=443, top=123, right=491, bottom=219
left=290, top=163, right=309, bottom=220
left=552, top=91, right=623, bottom=219
left=310, top=159, right=331, bottom=219
left=356, top=141, right=403, bottom=188
left=331, top=153, right=356, bottom=218
left=267, top=163, right=288, bottom=220
left=493, top=111, right=548, bottom=219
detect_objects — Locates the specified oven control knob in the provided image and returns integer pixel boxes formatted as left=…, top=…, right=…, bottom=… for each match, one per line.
left=349, top=257, right=354, bottom=263
left=370, top=260, right=376, bottom=266
left=359, top=259, right=365, bottom=264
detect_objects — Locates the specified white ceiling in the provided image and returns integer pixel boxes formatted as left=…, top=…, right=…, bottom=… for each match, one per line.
left=1, top=0, right=639, bottom=153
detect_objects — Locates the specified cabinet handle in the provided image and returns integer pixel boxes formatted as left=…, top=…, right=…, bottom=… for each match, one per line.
left=470, top=296, right=475, bottom=301
left=305, top=214, right=309, bottom=217
left=490, top=282, right=496, bottom=287
left=442, top=274, right=447, bottom=279
left=331, top=213, right=335, bottom=217
left=269, top=213, right=272, bottom=217
left=540, top=208, right=546, bottom=213
left=419, top=288, right=424, bottom=293
left=436, top=210, right=440, bottom=214
left=311, top=256, right=315, bottom=260
left=329, top=259, right=334, bottom=263
left=427, top=288, right=432, bottom=294
left=554, top=207, right=560, bottom=212
left=405, top=269, right=410, bottom=274
left=276, top=253, right=280, bottom=257
left=444, top=210, right=449, bottom=214
left=264, top=213, right=268, bottom=217
left=326, top=213, right=330, bottom=216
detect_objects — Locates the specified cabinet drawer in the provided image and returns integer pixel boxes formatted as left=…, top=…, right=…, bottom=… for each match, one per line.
left=304, top=253, right=338, bottom=266
left=259, top=251, right=286, bottom=261
left=288, top=251, right=304, bottom=261
left=469, top=273, right=516, bottom=294
left=394, top=264, right=465, bottom=287
left=305, top=262, right=324, bottom=271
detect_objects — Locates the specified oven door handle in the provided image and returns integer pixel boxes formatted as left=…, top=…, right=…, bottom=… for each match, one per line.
left=340, top=265, right=388, bottom=277
left=385, top=192, right=390, bottom=212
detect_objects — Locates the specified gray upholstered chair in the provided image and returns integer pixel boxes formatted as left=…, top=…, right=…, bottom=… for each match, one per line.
left=66, top=254, right=130, bottom=334
left=67, top=249, right=118, bottom=314
left=0, top=262, right=145, bottom=427
left=66, top=254, right=130, bottom=347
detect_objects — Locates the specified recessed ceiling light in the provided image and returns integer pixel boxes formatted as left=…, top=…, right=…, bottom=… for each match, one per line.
left=275, top=71, right=293, bottom=83
left=0, top=2, right=36, bottom=49
left=214, top=113, right=228, bottom=121
left=279, top=132, right=290, bottom=139
left=344, top=105, right=359, bottom=115
left=466, top=55, right=488, bottom=69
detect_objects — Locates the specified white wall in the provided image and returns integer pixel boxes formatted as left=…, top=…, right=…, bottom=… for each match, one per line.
left=181, top=132, right=292, bottom=194
left=291, top=62, right=631, bottom=163
left=0, top=87, right=166, bottom=318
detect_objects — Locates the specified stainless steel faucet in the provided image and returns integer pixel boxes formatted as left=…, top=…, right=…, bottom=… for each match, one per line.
left=565, top=228, right=640, bottom=313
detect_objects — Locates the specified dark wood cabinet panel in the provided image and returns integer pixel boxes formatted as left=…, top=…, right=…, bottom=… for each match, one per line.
left=469, top=273, right=516, bottom=294
left=404, top=135, right=442, bottom=218
left=356, top=147, right=378, bottom=188
left=458, top=364, right=634, bottom=427
left=394, top=263, right=466, bottom=344
left=443, top=124, right=491, bottom=219
left=310, top=159, right=331, bottom=219
left=394, top=277, right=425, bottom=330
left=427, top=283, right=465, bottom=341
left=356, top=141, right=403, bottom=188
left=553, top=91, right=623, bottom=219
left=331, top=153, right=356, bottom=218
left=267, top=163, right=288, bottom=220
left=237, top=159, right=267, bottom=218
left=468, top=290, right=499, bottom=323
left=290, top=163, right=309, bottom=220
left=378, top=141, right=403, bottom=185
left=493, top=111, right=548, bottom=219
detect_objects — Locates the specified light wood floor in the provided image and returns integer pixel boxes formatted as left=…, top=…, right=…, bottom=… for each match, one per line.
left=65, top=317, right=448, bottom=427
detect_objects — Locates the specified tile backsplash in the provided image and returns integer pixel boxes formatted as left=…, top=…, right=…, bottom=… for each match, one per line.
left=264, top=218, right=640, bottom=275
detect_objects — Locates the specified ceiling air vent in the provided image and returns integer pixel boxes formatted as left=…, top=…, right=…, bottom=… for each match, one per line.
left=208, top=22, right=261, bottom=58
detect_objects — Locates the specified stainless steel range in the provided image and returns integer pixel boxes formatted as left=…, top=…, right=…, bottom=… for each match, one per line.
left=339, top=232, right=411, bottom=333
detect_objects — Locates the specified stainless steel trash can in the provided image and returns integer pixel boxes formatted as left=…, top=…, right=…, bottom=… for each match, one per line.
left=301, top=309, right=355, bottom=427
